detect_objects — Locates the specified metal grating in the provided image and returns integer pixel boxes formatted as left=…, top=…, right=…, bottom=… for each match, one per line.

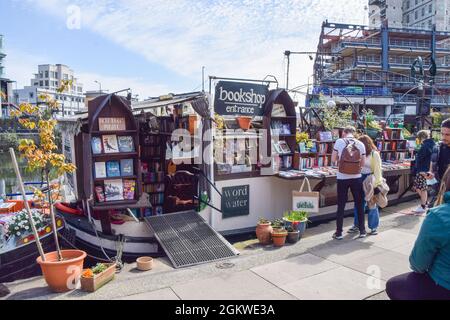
left=145, top=211, right=239, bottom=268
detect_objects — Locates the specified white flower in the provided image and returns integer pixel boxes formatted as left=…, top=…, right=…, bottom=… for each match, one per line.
left=15, top=227, right=19, bottom=230
left=16, top=232, right=21, bottom=236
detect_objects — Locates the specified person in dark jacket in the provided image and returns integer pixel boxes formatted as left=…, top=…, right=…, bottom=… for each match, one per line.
left=412, top=130, right=435, bottom=214
left=430, top=118, right=450, bottom=186
left=386, top=167, right=450, bottom=300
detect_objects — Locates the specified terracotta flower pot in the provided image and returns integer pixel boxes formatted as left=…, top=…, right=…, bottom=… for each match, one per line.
left=236, top=116, right=252, bottom=130
left=271, top=229, right=288, bottom=247
left=137, top=257, right=154, bottom=271
left=36, top=249, right=87, bottom=293
left=256, top=223, right=273, bottom=245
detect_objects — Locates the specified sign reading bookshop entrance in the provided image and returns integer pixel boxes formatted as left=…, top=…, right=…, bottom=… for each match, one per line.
left=214, top=81, right=268, bottom=116
left=222, top=185, right=250, bottom=219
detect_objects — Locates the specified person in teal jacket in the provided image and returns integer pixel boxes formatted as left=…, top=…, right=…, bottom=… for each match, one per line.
left=386, top=167, right=450, bottom=300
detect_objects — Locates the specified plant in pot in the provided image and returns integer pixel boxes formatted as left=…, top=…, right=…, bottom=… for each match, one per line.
left=283, top=210, right=309, bottom=240
left=286, top=226, right=300, bottom=244
left=236, top=116, right=253, bottom=131
left=364, top=109, right=382, bottom=139
left=271, top=219, right=288, bottom=247
left=10, top=80, right=85, bottom=293
left=256, top=218, right=273, bottom=245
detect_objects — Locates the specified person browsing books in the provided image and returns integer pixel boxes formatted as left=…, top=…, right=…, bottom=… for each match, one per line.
left=430, top=119, right=450, bottom=193
left=411, top=130, right=435, bottom=214
left=331, top=126, right=367, bottom=240
left=347, top=135, right=383, bottom=236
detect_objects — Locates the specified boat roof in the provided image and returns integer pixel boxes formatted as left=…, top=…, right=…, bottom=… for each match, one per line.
left=57, top=91, right=208, bottom=124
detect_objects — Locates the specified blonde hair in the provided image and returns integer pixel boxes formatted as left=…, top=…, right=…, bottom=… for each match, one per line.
left=417, top=130, right=430, bottom=143
left=436, top=167, right=450, bottom=206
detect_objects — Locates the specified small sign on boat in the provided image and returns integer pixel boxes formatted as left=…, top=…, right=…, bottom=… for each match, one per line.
left=99, top=118, right=126, bottom=131
left=221, top=185, right=250, bottom=219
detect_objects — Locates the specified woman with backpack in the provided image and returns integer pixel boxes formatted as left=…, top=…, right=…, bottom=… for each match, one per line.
left=386, top=167, right=450, bottom=300
left=348, top=135, right=383, bottom=235
left=412, top=130, right=436, bottom=214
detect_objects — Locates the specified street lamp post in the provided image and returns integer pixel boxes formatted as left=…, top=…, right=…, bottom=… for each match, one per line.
left=94, top=80, right=102, bottom=94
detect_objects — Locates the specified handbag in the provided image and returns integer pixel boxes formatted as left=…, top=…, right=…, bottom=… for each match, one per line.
left=292, top=177, right=320, bottom=213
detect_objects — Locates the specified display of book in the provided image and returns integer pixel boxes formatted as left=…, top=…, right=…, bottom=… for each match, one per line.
left=95, top=185, right=106, bottom=202
left=104, top=179, right=124, bottom=202
left=106, top=161, right=121, bottom=177
left=102, top=135, right=119, bottom=153
left=123, top=179, right=136, bottom=200
left=120, top=159, right=134, bottom=176
left=94, top=162, right=107, bottom=178
left=118, top=136, right=135, bottom=153
left=91, top=137, right=103, bottom=154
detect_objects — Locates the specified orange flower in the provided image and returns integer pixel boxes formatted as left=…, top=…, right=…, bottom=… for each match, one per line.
left=82, top=269, right=94, bottom=278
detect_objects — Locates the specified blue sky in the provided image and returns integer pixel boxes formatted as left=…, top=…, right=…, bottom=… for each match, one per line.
left=1, top=0, right=366, bottom=100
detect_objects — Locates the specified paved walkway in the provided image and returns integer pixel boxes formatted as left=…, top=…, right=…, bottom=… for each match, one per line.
left=2, top=200, right=425, bottom=300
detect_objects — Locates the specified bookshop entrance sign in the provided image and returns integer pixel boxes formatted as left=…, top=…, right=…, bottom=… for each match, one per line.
left=222, top=185, right=250, bottom=219
left=214, top=81, right=268, bottom=117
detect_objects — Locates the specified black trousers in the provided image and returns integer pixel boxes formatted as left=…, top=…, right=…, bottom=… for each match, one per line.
left=386, top=272, right=450, bottom=300
left=336, top=178, right=365, bottom=235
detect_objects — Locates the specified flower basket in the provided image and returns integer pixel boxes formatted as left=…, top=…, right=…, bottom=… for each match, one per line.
left=80, top=263, right=116, bottom=292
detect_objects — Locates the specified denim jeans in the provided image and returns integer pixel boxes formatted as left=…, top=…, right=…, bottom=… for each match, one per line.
left=336, top=178, right=366, bottom=235
left=353, top=174, right=380, bottom=230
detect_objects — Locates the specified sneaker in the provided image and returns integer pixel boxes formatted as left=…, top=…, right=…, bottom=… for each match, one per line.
left=332, top=233, right=343, bottom=240
left=412, top=205, right=426, bottom=214
left=370, top=229, right=378, bottom=235
left=347, top=225, right=359, bottom=234
left=358, top=232, right=367, bottom=239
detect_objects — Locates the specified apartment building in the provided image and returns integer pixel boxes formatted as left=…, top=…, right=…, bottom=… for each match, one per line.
left=14, top=64, right=85, bottom=116
left=0, top=35, right=14, bottom=119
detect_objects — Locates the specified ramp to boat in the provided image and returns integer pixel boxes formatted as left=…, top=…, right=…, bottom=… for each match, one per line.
left=145, top=211, right=239, bottom=268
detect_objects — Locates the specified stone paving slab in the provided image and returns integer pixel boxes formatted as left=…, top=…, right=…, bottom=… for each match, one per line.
left=251, top=253, right=339, bottom=287
left=309, top=238, right=386, bottom=264
left=357, top=229, right=418, bottom=251
left=280, top=266, right=386, bottom=300
left=171, top=270, right=297, bottom=300
left=338, top=250, right=412, bottom=281
left=114, top=287, right=180, bottom=300
left=395, top=219, right=425, bottom=235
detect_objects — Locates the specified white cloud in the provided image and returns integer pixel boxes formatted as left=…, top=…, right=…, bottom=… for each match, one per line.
left=22, top=0, right=366, bottom=99
left=4, top=48, right=171, bottom=98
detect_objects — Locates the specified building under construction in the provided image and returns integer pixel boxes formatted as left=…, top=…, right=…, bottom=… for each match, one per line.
left=309, top=20, right=450, bottom=128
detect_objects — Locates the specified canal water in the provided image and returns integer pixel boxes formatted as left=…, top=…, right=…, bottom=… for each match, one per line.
left=0, top=151, right=42, bottom=197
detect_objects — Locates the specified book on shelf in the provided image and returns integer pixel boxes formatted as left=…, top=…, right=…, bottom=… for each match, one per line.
left=123, top=179, right=136, bottom=200
left=150, top=193, right=164, bottom=205
left=94, top=185, right=106, bottom=203
left=117, top=136, right=135, bottom=153
left=104, top=179, right=124, bottom=202
left=94, top=162, right=107, bottom=178
left=318, top=131, right=333, bottom=142
left=120, top=159, right=134, bottom=176
left=102, top=135, right=119, bottom=153
left=155, top=206, right=163, bottom=216
left=106, top=161, right=121, bottom=177
left=91, top=137, right=103, bottom=154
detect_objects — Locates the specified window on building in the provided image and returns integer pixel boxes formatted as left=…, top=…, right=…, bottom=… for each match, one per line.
left=406, top=14, right=410, bottom=23
left=29, top=92, right=34, bottom=99
left=406, top=0, right=410, bottom=9
left=45, top=80, right=49, bottom=87
left=40, top=81, right=43, bottom=86
left=55, top=72, right=58, bottom=78
left=429, top=4, right=433, bottom=13
left=415, top=10, right=418, bottom=19
left=34, top=82, right=38, bottom=86
left=422, top=7, right=425, bottom=16
left=45, top=71, right=49, bottom=78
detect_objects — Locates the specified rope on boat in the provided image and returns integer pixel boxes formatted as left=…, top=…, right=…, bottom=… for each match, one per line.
left=56, top=219, right=127, bottom=273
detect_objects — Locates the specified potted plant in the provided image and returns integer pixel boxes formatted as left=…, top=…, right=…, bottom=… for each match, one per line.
left=286, top=226, right=300, bottom=244
left=364, top=109, right=382, bottom=139
left=81, top=263, right=116, bottom=292
left=283, top=210, right=308, bottom=240
left=236, top=116, right=252, bottom=130
left=256, top=218, right=273, bottom=245
left=11, top=80, right=85, bottom=293
left=271, top=219, right=288, bottom=247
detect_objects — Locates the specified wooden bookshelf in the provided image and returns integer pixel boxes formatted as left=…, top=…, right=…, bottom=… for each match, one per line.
left=82, top=94, right=142, bottom=213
